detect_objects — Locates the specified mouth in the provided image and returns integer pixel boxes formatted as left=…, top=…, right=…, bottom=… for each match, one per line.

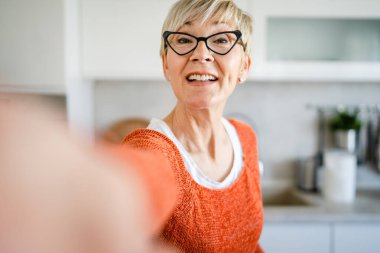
left=186, top=73, right=218, bottom=82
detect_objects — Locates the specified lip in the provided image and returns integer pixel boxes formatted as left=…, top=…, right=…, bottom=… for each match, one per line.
left=186, top=80, right=216, bottom=86
left=185, top=72, right=219, bottom=85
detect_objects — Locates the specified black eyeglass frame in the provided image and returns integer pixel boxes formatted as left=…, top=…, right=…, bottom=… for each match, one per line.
left=163, top=30, right=244, bottom=56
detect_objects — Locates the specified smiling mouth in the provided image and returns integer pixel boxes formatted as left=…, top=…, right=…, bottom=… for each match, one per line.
left=186, top=74, right=218, bottom=82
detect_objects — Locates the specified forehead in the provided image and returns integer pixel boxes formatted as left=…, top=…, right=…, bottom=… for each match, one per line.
left=178, top=18, right=235, bottom=34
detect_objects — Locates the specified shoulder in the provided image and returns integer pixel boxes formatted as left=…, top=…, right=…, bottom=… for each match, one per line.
left=123, top=129, right=177, bottom=153
left=227, top=118, right=257, bottom=145
left=227, top=119, right=261, bottom=187
left=123, top=129, right=184, bottom=173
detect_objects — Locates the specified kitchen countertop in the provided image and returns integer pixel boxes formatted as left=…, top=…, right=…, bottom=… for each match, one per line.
left=262, top=166, right=380, bottom=223
left=263, top=188, right=380, bottom=223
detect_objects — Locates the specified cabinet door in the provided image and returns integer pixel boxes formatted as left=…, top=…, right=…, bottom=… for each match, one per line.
left=252, top=0, right=380, bottom=17
left=0, top=0, right=64, bottom=94
left=259, top=222, right=331, bottom=253
left=81, top=0, right=176, bottom=79
left=334, top=222, right=380, bottom=253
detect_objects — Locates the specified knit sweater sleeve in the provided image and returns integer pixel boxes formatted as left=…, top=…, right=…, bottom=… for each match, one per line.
left=121, top=129, right=182, bottom=234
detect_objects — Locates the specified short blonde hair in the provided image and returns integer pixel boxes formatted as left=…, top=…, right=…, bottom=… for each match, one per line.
left=160, top=0, right=253, bottom=57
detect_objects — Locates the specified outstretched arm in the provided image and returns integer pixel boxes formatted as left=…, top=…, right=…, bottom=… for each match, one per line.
left=0, top=96, right=175, bottom=253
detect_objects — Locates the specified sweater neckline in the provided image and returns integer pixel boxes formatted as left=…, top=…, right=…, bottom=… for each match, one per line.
left=135, top=119, right=253, bottom=193
left=147, top=117, right=243, bottom=189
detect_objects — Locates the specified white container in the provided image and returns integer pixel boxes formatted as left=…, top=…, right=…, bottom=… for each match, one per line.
left=334, top=129, right=356, bottom=153
left=323, top=150, right=357, bottom=203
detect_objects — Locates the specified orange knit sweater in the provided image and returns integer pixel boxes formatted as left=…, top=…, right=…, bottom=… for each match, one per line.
left=123, top=119, right=264, bottom=253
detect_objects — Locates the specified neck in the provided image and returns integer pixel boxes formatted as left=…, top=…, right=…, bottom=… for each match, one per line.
left=163, top=103, right=228, bottom=156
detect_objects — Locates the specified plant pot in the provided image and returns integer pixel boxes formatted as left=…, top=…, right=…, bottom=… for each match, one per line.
left=334, top=129, right=356, bottom=153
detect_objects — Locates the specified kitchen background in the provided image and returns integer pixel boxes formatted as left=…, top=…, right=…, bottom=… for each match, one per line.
left=2, top=0, right=380, bottom=179
left=1, top=0, right=380, bottom=252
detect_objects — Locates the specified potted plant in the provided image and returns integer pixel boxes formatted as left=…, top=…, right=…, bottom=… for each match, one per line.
left=329, top=110, right=362, bottom=153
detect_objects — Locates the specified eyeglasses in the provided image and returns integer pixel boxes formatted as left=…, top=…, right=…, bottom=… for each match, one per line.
left=163, top=30, right=244, bottom=56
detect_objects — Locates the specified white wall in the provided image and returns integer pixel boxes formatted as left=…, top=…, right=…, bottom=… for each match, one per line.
left=94, top=80, right=380, bottom=180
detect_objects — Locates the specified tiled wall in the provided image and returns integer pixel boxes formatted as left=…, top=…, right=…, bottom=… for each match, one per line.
left=94, top=80, right=380, bottom=180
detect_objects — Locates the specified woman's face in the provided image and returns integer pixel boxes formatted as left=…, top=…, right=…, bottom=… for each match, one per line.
left=162, top=17, right=251, bottom=110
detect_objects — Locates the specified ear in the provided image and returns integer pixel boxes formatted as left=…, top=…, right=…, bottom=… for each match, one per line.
left=161, top=55, right=171, bottom=81
left=238, top=55, right=251, bottom=84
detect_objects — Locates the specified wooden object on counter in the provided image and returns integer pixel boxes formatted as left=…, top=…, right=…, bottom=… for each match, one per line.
left=100, top=118, right=149, bottom=144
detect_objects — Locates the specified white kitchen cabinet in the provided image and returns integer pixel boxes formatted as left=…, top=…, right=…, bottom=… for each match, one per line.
left=251, top=0, right=380, bottom=17
left=334, top=222, right=380, bottom=253
left=249, top=0, right=380, bottom=82
left=81, top=0, right=176, bottom=80
left=0, top=0, right=65, bottom=94
left=259, top=221, right=380, bottom=253
left=267, top=18, right=380, bottom=62
left=259, top=222, right=331, bottom=253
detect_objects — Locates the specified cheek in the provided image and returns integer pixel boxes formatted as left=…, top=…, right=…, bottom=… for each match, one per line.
left=220, top=58, right=243, bottom=83
left=219, top=51, right=244, bottom=77
left=166, top=53, right=187, bottom=78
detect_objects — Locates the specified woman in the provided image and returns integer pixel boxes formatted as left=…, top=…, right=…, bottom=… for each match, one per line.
left=124, top=0, right=264, bottom=252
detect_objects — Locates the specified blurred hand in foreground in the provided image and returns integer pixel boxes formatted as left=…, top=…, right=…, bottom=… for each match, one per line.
left=0, top=96, right=172, bottom=253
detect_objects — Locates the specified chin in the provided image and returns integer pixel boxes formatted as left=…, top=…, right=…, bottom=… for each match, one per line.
left=183, top=97, right=219, bottom=110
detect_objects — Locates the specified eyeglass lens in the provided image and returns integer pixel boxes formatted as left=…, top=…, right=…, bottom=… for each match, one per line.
left=166, top=32, right=239, bottom=55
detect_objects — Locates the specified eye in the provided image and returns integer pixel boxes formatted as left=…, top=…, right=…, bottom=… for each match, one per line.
left=211, top=34, right=234, bottom=45
left=214, top=38, right=228, bottom=44
left=177, top=37, right=193, bottom=44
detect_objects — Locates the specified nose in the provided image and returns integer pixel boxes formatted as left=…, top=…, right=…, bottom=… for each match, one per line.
left=189, top=41, right=214, bottom=62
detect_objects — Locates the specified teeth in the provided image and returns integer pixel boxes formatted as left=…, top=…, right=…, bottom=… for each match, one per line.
left=188, top=74, right=217, bottom=81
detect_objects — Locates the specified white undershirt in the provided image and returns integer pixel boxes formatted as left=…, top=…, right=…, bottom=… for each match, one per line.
left=147, top=118, right=244, bottom=189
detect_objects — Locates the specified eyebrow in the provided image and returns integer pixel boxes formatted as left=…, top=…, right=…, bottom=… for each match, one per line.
left=183, top=20, right=229, bottom=26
